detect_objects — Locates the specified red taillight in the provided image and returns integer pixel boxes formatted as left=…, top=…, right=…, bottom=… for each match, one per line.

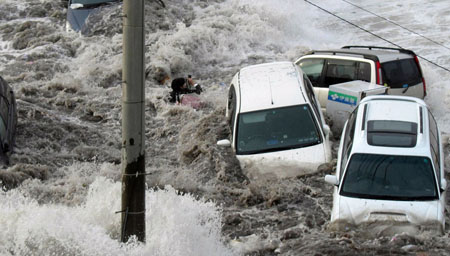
left=422, top=77, right=427, bottom=97
left=414, top=55, right=421, bottom=65
left=375, top=61, right=382, bottom=85
left=413, top=55, right=426, bottom=97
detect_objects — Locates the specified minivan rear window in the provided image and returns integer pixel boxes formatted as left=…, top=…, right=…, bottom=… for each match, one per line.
left=382, top=58, right=421, bottom=89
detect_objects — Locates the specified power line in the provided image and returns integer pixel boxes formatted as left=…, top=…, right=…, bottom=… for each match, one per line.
left=303, top=0, right=450, bottom=73
left=303, top=0, right=400, bottom=47
left=342, top=0, right=450, bottom=52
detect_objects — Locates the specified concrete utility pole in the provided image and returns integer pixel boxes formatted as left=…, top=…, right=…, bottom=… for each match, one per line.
left=121, top=0, right=146, bottom=243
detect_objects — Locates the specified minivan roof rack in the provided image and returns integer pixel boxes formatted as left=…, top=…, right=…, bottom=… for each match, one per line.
left=341, top=46, right=416, bottom=56
left=307, top=50, right=378, bottom=62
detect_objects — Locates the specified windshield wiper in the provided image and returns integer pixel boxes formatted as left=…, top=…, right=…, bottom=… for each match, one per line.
left=341, top=191, right=438, bottom=201
left=402, top=84, right=410, bottom=94
left=238, top=141, right=320, bottom=155
left=239, top=147, right=289, bottom=155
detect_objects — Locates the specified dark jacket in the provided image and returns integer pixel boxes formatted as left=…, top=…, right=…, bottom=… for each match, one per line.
left=170, top=77, right=195, bottom=103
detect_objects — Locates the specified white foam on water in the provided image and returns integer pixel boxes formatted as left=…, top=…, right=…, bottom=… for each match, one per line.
left=0, top=176, right=235, bottom=256
left=146, top=0, right=342, bottom=79
left=301, top=0, right=450, bottom=133
left=1, top=0, right=450, bottom=255
left=421, top=62, right=450, bottom=133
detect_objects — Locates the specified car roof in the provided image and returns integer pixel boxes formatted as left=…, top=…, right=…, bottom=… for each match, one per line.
left=365, top=98, right=419, bottom=123
left=351, top=95, right=431, bottom=156
left=303, top=46, right=415, bottom=63
left=238, top=62, right=308, bottom=113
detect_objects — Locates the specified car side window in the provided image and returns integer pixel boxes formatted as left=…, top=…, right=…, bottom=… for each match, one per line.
left=339, top=108, right=357, bottom=180
left=428, top=110, right=440, bottom=184
left=303, top=75, right=322, bottom=123
left=323, top=59, right=359, bottom=87
left=0, top=96, right=8, bottom=126
left=227, top=84, right=237, bottom=134
left=297, top=58, right=325, bottom=87
left=356, top=62, right=371, bottom=82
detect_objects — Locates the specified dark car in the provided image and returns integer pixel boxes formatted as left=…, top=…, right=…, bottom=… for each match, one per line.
left=66, top=0, right=121, bottom=34
left=0, top=76, right=17, bottom=165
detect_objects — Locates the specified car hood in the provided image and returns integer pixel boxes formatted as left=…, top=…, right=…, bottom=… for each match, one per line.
left=332, top=196, right=443, bottom=232
left=237, top=143, right=329, bottom=179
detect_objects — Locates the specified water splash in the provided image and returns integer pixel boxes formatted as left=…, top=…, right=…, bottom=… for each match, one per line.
left=0, top=177, right=235, bottom=256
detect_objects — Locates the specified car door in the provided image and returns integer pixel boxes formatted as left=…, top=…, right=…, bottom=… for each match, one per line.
left=302, top=74, right=331, bottom=161
left=296, top=58, right=327, bottom=104
left=323, top=60, right=373, bottom=106
left=297, top=57, right=373, bottom=108
left=381, top=58, right=425, bottom=99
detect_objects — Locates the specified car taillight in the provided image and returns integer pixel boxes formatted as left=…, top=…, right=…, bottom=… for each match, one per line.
left=375, top=61, right=382, bottom=85
left=414, top=55, right=421, bottom=66
left=422, top=77, right=427, bottom=97
left=414, top=55, right=426, bottom=97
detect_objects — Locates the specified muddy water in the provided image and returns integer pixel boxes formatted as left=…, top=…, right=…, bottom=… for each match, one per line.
left=0, top=0, right=449, bottom=255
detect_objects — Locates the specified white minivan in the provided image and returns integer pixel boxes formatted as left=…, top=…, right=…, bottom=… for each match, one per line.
left=295, top=46, right=427, bottom=108
left=217, top=62, right=332, bottom=179
left=325, top=95, right=446, bottom=233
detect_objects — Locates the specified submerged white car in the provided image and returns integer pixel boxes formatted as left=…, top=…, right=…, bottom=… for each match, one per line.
left=325, top=95, right=447, bottom=233
left=217, top=62, right=331, bottom=179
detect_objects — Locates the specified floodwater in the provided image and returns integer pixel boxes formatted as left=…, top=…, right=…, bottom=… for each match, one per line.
left=0, top=0, right=449, bottom=255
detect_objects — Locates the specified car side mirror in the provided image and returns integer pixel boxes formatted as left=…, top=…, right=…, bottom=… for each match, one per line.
left=70, top=3, right=84, bottom=9
left=323, top=124, right=330, bottom=136
left=440, top=179, right=447, bottom=193
left=324, top=174, right=339, bottom=186
left=217, top=139, right=231, bottom=147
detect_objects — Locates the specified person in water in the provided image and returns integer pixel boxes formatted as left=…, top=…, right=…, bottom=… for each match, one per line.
left=169, top=75, right=202, bottom=103
left=0, top=76, right=17, bottom=166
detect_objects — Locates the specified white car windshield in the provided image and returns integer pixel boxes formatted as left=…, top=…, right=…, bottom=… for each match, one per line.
left=236, top=105, right=321, bottom=155
left=340, top=153, right=438, bottom=200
